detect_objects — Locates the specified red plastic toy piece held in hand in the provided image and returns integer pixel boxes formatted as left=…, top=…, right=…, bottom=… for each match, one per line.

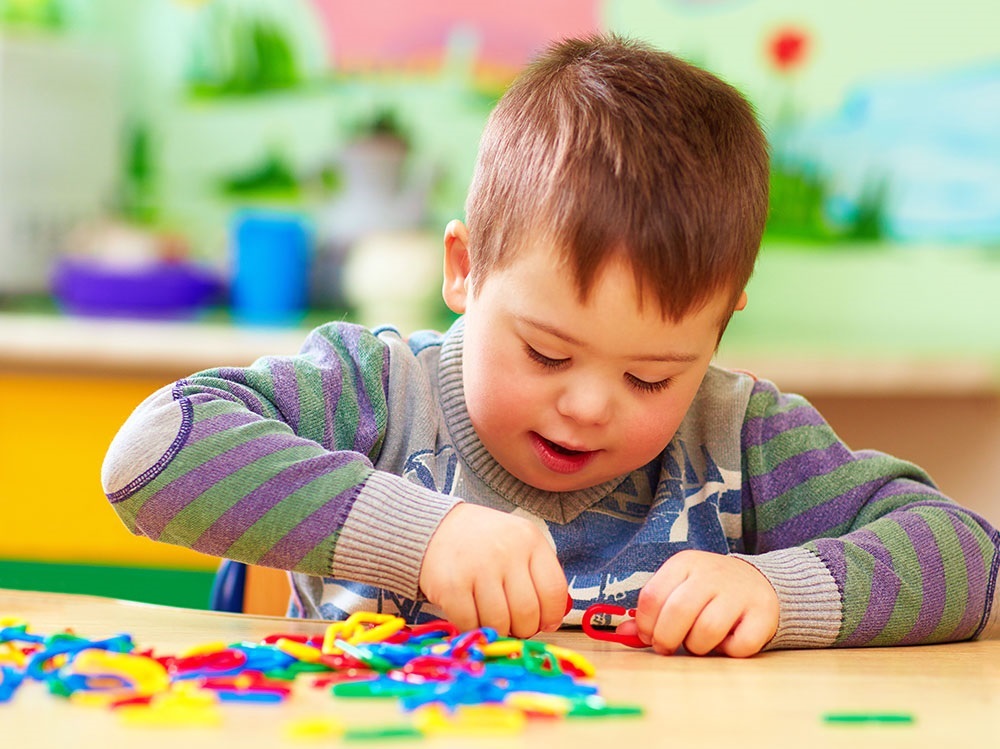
left=581, top=603, right=648, bottom=649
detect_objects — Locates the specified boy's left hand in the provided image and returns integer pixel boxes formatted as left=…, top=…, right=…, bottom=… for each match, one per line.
left=620, top=550, right=779, bottom=657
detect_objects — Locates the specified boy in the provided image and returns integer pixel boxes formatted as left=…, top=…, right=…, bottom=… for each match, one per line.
left=102, top=34, right=999, bottom=657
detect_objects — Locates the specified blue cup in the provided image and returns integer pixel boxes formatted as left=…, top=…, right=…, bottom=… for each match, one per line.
left=231, top=209, right=311, bottom=326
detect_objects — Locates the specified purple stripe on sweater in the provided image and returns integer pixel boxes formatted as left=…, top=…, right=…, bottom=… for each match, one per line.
left=817, top=540, right=847, bottom=595
left=192, top=452, right=358, bottom=558
left=951, top=516, right=990, bottom=639
left=303, top=325, right=376, bottom=452
left=186, top=403, right=263, bottom=439
left=202, top=368, right=270, bottom=415
left=747, top=442, right=854, bottom=502
left=135, top=432, right=300, bottom=540
left=341, top=325, right=380, bottom=454
left=294, top=329, right=347, bottom=450
left=837, top=528, right=902, bottom=647
left=742, top=401, right=828, bottom=451
left=215, top=367, right=249, bottom=385
left=270, top=358, right=301, bottom=431
left=759, top=477, right=944, bottom=551
left=758, top=478, right=888, bottom=550
left=314, top=340, right=343, bottom=450
left=320, top=366, right=341, bottom=449
left=255, top=485, right=360, bottom=570
left=895, top=513, right=947, bottom=645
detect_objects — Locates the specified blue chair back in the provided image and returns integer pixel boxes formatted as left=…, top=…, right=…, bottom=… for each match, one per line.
left=209, top=559, right=247, bottom=613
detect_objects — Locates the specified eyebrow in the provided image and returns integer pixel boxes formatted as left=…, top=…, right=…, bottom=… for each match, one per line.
left=518, top=315, right=701, bottom=363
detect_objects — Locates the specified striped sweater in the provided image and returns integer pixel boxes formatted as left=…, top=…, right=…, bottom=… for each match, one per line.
left=102, top=320, right=1000, bottom=649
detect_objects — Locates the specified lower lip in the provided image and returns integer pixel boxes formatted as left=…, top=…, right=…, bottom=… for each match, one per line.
left=530, top=433, right=598, bottom=475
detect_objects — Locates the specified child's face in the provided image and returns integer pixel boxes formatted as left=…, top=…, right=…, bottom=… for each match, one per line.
left=443, top=221, right=743, bottom=493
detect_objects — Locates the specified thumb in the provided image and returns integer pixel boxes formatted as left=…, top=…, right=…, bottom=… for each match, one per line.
left=615, top=616, right=650, bottom=645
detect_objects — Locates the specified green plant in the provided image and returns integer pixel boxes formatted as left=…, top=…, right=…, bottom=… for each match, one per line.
left=764, top=157, right=887, bottom=244
left=0, top=0, right=64, bottom=30
left=220, top=148, right=299, bottom=197
left=847, top=176, right=889, bottom=241
left=764, top=158, right=832, bottom=241
left=116, top=121, right=159, bottom=224
left=187, top=4, right=301, bottom=97
left=347, top=106, right=411, bottom=147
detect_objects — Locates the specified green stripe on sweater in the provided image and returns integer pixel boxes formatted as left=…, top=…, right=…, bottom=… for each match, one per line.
left=111, top=399, right=267, bottom=527
left=836, top=545, right=874, bottom=644
left=867, top=517, right=921, bottom=646
left=913, top=508, right=970, bottom=642
left=222, top=461, right=371, bottom=567
left=744, top=425, right=840, bottom=481
left=159, top=444, right=324, bottom=547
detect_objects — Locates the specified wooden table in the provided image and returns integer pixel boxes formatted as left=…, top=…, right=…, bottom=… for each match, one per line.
left=2, top=588, right=998, bottom=748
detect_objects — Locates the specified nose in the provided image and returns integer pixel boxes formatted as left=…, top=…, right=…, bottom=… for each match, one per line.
left=555, top=376, right=613, bottom=426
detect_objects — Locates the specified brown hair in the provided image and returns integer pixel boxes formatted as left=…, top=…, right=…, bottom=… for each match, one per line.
left=464, top=34, right=769, bottom=322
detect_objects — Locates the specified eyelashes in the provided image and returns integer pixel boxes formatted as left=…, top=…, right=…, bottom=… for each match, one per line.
left=624, top=374, right=673, bottom=394
left=523, top=343, right=673, bottom=393
left=524, top=343, right=569, bottom=369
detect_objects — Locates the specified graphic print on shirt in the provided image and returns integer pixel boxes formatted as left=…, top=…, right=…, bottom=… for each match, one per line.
left=318, top=581, right=446, bottom=622
left=318, top=445, right=460, bottom=622
left=556, top=438, right=742, bottom=623
left=401, top=446, right=462, bottom=495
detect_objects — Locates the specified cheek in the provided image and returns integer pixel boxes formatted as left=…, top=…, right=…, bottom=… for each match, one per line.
left=627, top=408, right=683, bottom=457
left=463, top=343, right=532, bottom=431
left=623, top=382, right=702, bottom=455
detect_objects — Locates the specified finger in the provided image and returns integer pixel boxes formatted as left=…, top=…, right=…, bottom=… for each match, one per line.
left=716, top=609, right=775, bottom=658
left=530, top=551, right=568, bottom=633
left=682, top=597, right=740, bottom=656
left=615, top=618, right=640, bottom=638
left=438, top=587, right=481, bottom=633
left=650, top=579, right=713, bottom=655
left=503, top=568, right=542, bottom=640
left=635, top=562, right=692, bottom=644
left=473, top=578, right=511, bottom=637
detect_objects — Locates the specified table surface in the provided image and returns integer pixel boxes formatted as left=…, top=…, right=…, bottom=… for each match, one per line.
left=2, top=589, right=998, bottom=748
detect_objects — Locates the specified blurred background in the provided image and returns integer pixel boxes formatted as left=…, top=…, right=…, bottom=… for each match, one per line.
left=1, top=0, right=998, bottom=608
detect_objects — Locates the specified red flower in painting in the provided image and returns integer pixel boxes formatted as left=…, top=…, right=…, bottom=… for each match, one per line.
left=767, top=27, right=810, bottom=73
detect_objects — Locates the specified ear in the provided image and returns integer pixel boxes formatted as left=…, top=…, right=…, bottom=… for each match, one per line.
left=734, top=290, right=748, bottom=311
left=442, top=220, right=472, bottom=314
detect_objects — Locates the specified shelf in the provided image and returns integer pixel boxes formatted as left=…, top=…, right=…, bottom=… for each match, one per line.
left=0, top=312, right=308, bottom=378
left=3, top=311, right=998, bottom=396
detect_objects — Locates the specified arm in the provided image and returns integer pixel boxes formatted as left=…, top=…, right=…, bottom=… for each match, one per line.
left=736, top=379, right=1000, bottom=649
left=101, top=323, right=458, bottom=599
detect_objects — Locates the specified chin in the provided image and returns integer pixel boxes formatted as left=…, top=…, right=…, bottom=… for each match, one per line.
left=518, top=470, right=603, bottom=494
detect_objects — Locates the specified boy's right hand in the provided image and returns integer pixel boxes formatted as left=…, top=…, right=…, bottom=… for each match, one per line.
left=418, top=503, right=568, bottom=639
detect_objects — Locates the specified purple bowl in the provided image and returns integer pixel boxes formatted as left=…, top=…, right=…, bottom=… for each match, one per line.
left=51, top=257, right=223, bottom=320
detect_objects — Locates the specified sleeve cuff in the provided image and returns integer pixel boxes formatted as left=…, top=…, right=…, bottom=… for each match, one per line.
left=732, top=547, right=843, bottom=650
left=331, top=471, right=462, bottom=599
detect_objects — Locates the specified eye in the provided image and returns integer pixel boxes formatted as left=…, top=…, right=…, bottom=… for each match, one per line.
left=524, top=343, right=569, bottom=369
left=626, top=374, right=673, bottom=394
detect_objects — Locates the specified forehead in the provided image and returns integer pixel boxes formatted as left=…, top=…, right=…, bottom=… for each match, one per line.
left=482, top=240, right=733, bottom=345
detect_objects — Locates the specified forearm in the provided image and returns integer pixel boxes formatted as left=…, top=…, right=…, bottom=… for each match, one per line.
left=102, top=382, right=460, bottom=595
left=740, top=380, right=1000, bottom=648
left=809, top=497, right=1000, bottom=647
left=737, top=496, right=1000, bottom=650
left=102, top=382, right=373, bottom=577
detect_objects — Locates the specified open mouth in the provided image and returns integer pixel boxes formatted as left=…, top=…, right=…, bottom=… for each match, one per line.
left=543, top=438, right=587, bottom=456
left=530, top=433, right=598, bottom=475
left=532, top=433, right=599, bottom=474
